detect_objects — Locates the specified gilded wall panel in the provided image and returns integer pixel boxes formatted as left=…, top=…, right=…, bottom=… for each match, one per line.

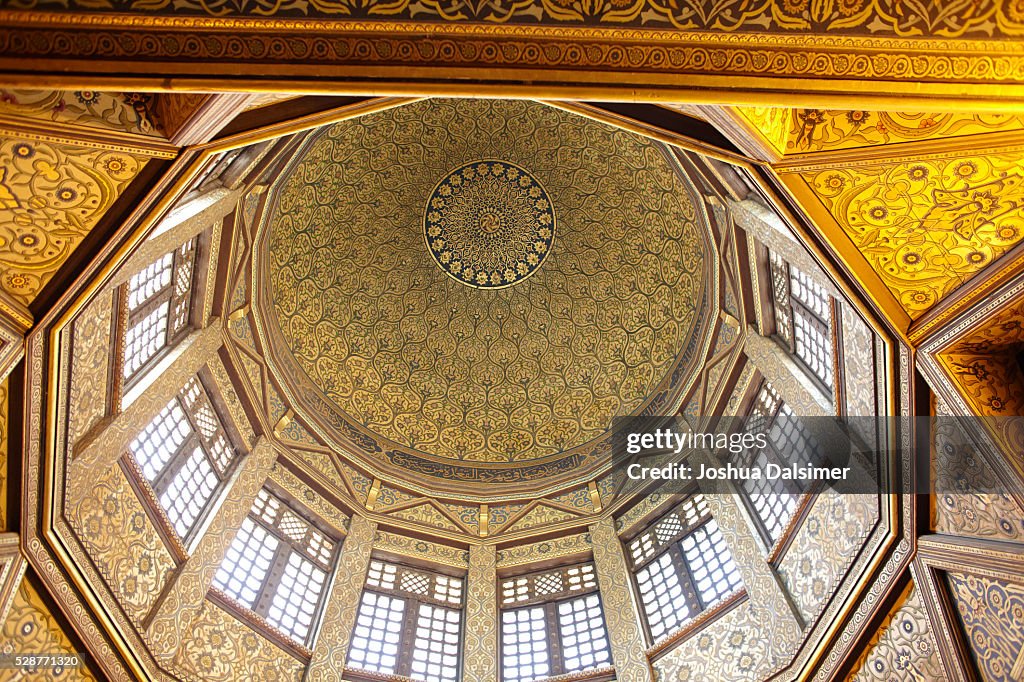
left=502, top=503, right=580, bottom=534
left=953, top=297, right=1024, bottom=353
left=841, top=305, right=876, bottom=418
left=788, top=110, right=1024, bottom=153
left=496, top=532, right=591, bottom=569
left=66, top=288, right=113, bottom=450
left=589, top=518, right=651, bottom=682
left=652, top=600, right=782, bottom=681
left=0, top=137, right=147, bottom=304
left=946, top=572, right=1024, bottom=682
left=0, top=89, right=161, bottom=137
left=306, top=515, right=377, bottom=682
left=777, top=490, right=877, bottom=624
left=802, top=151, right=1024, bottom=318
left=147, top=439, right=277, bottom=656
left=932, top=402, right=1024, bottom=542
left=0, top=576, right=99, bottom=682
left=172, top=600, right=304, bottom=682
left=844, top=582, right=947, bottom=681
left=940, top=352, right=1024, bottom=458
left=372, top=529, right=469, bottom=569
left=4, top=0, right=1022, bottom=37
left=64, top=462, right=176, bottom=626
left=463, top=545, right=497, bottom=682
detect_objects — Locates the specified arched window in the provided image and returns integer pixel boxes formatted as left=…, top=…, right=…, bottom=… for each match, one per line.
left=212, top=487, right=339, bottom=647
left=499, top=562, right=612, bottom=682
left=126, top=375, right=239, bottom=545
left=733, top=380, right=821, bottom=548
left=347, top=559, right=463, bottom=682
left=769, top=251, right=835, bottom=391
left=626, top=492, right=743, bottom=643
left=121, top=238, right=199, bottom=386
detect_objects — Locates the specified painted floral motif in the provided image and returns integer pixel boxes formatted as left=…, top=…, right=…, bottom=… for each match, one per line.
left=0, top=138, right=146, bottom=304
left=807, top=152, right=1024, bottom=318
left=947, top=572, right=1024, bottom=682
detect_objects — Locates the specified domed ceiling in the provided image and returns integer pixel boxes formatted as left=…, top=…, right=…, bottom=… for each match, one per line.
left=253, top=98, right=715, bottom=489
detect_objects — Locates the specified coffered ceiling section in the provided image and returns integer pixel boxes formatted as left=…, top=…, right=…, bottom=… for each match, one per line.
left=249, top=98, right=715, bottom=491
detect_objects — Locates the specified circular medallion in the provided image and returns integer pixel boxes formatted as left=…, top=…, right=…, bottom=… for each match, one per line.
left=424, top=160, right=555, bottom=288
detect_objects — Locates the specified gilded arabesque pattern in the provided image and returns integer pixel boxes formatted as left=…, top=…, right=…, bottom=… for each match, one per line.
left=0, top=137, right=146, bottom=304
left=777, top=490, right=876, bottom=624
left=0, top=576, right=99, bottom=682
left=265, top=98, right=708, bottom=473
left=806, top=151, right=1024, bottom=318
left=932, top=407, right=1024, bottom=542
left=4, top=0, right=1024, bottom=35
left=305, top=515, right=376, bottom=682
left=789, top=110, right=1024, bottom=153
left=0, top=89, right=161, bottom=137
left=172, top=600, right=304, bottom=682
left=66, top=288, right=112, bottom=451
left=946, top=572, right=1024, bottom=682
left=845, top=582, right=947, bottom=681
left=64, top=463, right=176, bottom=627
left=590, top=518, right=651, bottom=682
left=464, top=545, right=498, bottom=682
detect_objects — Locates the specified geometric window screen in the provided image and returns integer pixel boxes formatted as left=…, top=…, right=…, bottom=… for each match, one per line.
left=347, top=559, right=463, bottom=682
left=128, top=375, right=239, bottom=543
left=769, top=250, right=835, bottom=390
left=212, top=488, right=339, bottom=647
left=734, top=381, right=822, bottom=547
left=499, top=563, right=612, bottom=682
left=122, top=238, right=198, bottom=384
left=627, top=493, right=743, bottom=643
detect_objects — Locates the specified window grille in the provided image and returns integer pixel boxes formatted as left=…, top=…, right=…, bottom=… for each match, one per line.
left=500, top=563, right=612, bottom=682
left=348, top=559, right=463, bottom=682
left=213, top=488, right=338, bottom=647
left=734, top=381, right=821, bottom=546
left=128, top=376, right=239, bottom=543
left=769, top=251, right=835, bottom=390
left=627, top=493, right=743, bottom=643
left=122, top=239, right=198, bottom=384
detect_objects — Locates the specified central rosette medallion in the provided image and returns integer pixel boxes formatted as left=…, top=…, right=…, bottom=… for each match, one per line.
left=424, top=160, right=555, bottom=288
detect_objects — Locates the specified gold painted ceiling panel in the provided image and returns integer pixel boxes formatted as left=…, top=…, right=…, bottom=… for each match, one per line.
left=0, top=137, right=147, bottom=304
left=259, top=98, right=712, bottom=482
left=0, top=577, right=99, bottom=681
left=801, top=150, right=1024, bottom=318
left=0, top=89, right=161, bottom=137
left=787, top=110, right=1024, bottom=154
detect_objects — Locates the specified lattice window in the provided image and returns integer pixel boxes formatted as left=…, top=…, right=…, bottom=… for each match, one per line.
left=128, top=376, right=240, bottom=543
left=628, top=494, right=743, bottom=644
left=122, top=239, right=198, bottom=385
left=769, top=251, right=835, bottom=390
left=348, top=559, right=463, bottom=682
left=500, top=562, right=611, bottom=681
left=734, top=382, right=822, bottom=547
left=213, top=488, right=339, bottom=647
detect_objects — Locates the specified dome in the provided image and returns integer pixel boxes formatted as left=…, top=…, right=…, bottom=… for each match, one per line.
left=254, top=99, right=716, bottom=491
